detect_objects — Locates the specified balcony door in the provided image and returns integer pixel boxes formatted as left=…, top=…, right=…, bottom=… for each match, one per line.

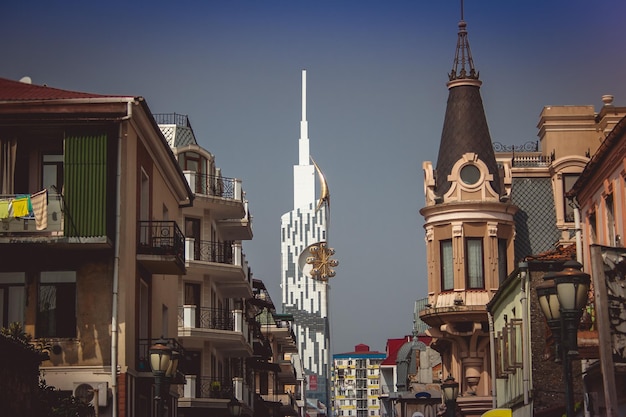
left=184, top=283, right=201, bottom=328
left=185, top=217, right=201, bottom=260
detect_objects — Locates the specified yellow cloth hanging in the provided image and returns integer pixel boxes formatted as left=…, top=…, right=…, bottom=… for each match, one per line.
left=12, top=197, right=29, bottom=217
left=0, top=200, right=9, bottom=219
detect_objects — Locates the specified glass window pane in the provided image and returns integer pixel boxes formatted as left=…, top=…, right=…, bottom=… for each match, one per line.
left=37, top=271, right=76, bottom=338
left=441, top=240, right=453, bottom=290
left=467, top=239, right=484, bottom=288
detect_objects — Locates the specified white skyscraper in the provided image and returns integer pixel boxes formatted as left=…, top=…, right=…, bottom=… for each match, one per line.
left=281, top=69, right=332, bottom=410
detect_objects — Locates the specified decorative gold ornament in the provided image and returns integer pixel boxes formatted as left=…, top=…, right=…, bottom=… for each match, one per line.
left=305, top=242, right=338, bottom=282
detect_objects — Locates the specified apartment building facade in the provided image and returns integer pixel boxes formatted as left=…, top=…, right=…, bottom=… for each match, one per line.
left=0, top=77, right=193, bottom=417
left=156, top=113, right=258, bottom=416
left=332, top=344, right=385, bottom=417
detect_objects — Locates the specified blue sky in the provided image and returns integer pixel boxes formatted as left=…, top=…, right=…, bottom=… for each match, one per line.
left=3, top=1, right=626, bottom=354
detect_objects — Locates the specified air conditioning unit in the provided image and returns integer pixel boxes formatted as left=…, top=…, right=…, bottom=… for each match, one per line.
left=73, top=381, right=108, bottom=407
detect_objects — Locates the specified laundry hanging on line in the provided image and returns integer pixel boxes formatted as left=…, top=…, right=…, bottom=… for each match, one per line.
left=0, top=189, right=48, bottom=230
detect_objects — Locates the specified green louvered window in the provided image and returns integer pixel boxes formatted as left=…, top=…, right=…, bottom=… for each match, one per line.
left=64, top=134, right=107, bottom=237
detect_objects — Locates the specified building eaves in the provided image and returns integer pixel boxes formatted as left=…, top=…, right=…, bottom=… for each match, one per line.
left=0, top=77, right=123, bottom=101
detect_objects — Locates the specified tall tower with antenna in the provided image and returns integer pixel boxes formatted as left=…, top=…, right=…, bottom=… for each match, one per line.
left=281, top=70, right=336, bottom=411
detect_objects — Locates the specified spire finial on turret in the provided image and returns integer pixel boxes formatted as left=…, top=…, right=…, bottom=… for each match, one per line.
left=449, top=0, right=478, bottom=82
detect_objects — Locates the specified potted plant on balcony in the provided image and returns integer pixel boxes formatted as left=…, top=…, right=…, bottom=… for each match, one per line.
left=210, top=380, right=221, bottom=398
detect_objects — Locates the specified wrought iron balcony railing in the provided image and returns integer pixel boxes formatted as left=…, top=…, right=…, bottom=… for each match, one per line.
left=186, top=239, right=234, bottom=263
left=187, top=173, right=242, bottom=200
left=137, top=220, right=185, bottom=260
left=153, top=113, right=194, bottom=130
left=178, top=306, right=234, bottom=331
left=182, top=375, right=234, bottom=399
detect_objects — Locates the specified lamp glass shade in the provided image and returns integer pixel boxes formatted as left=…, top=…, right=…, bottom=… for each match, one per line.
left=228, top=398, right=242, bottom=416
left=166, top=351, right=180, bottom=378
left=555, top=276, right=590, bottom=311
left=553, top=261, right=591, bottom=311
left=149, top=341, right=172, bottom=373
left=536, top=280, right=560, bottom=320
left=441, top=376, right=459, bottom=402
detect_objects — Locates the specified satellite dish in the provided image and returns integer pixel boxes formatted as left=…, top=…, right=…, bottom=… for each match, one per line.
left=19, top=76, right=32, bottom=84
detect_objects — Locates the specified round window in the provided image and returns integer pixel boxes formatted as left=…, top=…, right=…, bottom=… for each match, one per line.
left=460, top=164, right=481, bottom=185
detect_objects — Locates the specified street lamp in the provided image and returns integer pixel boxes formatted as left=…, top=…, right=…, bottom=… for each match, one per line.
left=228, top=397, right=243, bottom=416
left=536, top=276, right=562, bottom=363
left=150, top=338, right=173, bottom=417
left=536, top=261, right=590, bottom=417
left=441, top=374, right=459, bottom=417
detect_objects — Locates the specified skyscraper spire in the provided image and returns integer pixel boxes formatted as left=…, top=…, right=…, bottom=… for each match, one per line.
left=299, top=69, right=309, bottom=165
left=293, top=69, right=315, bottom=209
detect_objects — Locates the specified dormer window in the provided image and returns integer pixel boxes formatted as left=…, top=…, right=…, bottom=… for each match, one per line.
left=460, top=163, right=481, bottom=185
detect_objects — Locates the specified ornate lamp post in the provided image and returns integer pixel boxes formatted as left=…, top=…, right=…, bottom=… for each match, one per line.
left=441, top=374, right=459, bottom=417
left=150, top=338, right=173, bottom=417
left=536, top=261, right=590, bottom=417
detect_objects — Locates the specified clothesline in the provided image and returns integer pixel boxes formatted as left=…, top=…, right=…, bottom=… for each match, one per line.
left=0, top=189, right=48, bottom=230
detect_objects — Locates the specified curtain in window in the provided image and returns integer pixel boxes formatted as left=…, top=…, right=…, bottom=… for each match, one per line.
left=441, top=240, right=453, bottom=290
left=467, top=239, right=484, bottom=288
left=498, top=238, right=508, bottom=284
left=0, top=139, right=17, bottom=194
left=37, top=282, right=76, bottom=338
left=64, top=134, right=107, bottom=237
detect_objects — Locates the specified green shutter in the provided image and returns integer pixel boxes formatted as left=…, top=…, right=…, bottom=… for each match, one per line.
left=64, top=134, right=107, bottom=237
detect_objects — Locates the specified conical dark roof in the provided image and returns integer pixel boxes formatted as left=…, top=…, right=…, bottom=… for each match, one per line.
left=434, top=19, right=500, bottom=197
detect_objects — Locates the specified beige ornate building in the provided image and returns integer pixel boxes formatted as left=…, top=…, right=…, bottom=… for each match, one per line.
left=418, top=17, right=518, bottom=416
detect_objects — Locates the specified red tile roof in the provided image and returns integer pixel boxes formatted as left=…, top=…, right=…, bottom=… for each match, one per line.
left=381, top=336, right=412, bottom=366
left=0, top=77, right=125, bottom=101
left=525, top=243, right=576, bottom=262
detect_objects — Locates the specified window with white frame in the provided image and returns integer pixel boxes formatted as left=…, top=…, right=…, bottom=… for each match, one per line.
left=466, top=238, right=484, bottom=288
left=441, top=239, right=453, bottom=290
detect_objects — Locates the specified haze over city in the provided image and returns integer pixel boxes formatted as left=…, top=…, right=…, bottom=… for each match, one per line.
left=3, top=0, right=626, bottom=355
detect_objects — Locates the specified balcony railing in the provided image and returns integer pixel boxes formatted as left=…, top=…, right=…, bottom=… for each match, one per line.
left=511, top=154, right=552, bottom=167
left=185, top=239, right=234, bottom=263
left=182, top=375, right=235, bottom=399
left=185, top=173, right=242, bottom=200
left=178, top=306, right=234, bottom=331
left=137, top=220, right=185, bottom=260
left=153, top=113, right=194, bottom=130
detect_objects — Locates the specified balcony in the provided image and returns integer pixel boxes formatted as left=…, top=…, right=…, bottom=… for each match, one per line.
left=185, top=239, right=253, bottom=298
left=184, top=172, right=246, bottom=220
left=260, top=392, right=299, bottom=417
left=178, top=306, right=253, bottom=356
left=278, top=359, right=297, bottom=384
left=137, top=220, right=186, bottom=275
left=0, top=193, right=110, bottom=248
left=217, top=200, right=253, bottom=241
left=179, top=376, right=253, bottom=411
